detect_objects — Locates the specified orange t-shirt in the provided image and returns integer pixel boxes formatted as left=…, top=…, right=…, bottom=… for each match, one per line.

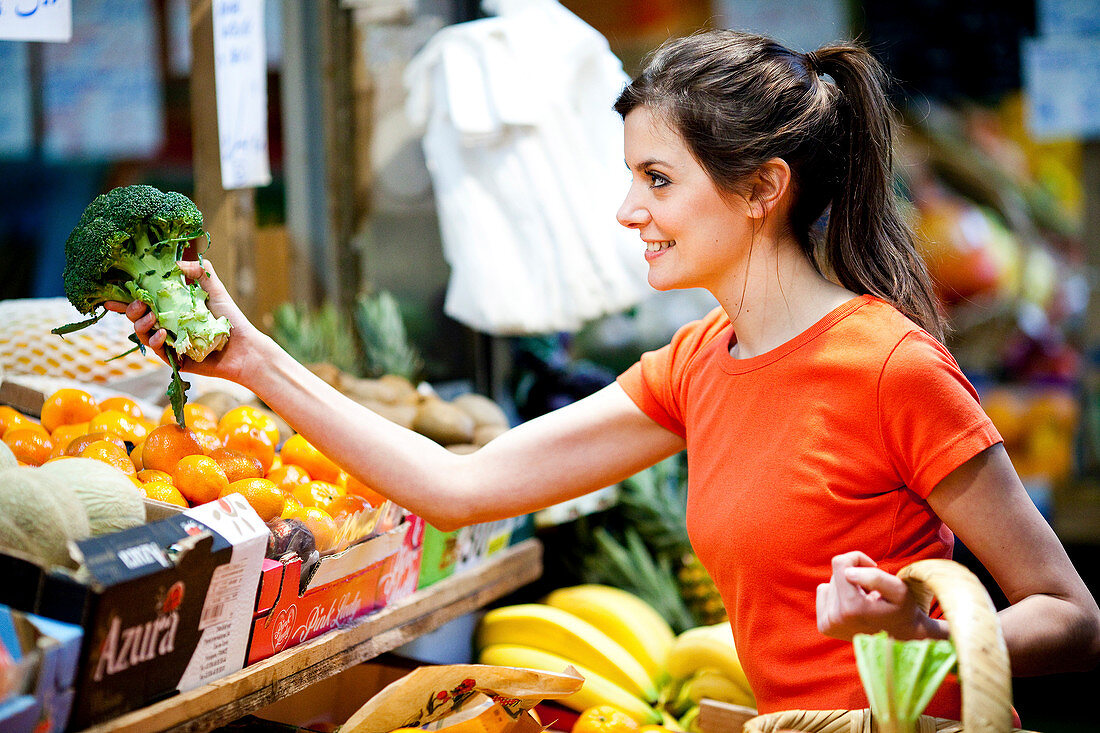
left=616, top=295, right=1001, bottom=717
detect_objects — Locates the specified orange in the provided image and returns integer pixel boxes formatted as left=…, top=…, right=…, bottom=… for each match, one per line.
left=137, top=468, right=174, bottom=484
left=268, top=454, right=283, bottom=472
left=50, top=422, right=89, bottom=452
left=159, top=403, right=219, bottom=432
left=3, top=428, right=54, bottom=466
left=326, top=494, right=373, bottom=520
left=220, top=422, right=276, bottom=473
left=90, top=409, right=149, bottom=444
left=98, top=395, right=145, bottom=420
left=142, top=424, right=207, bottom=474
left=130, top=439, right=145, bottom=471
left=65, top=431, right=126, bottom=457
left=345, top=473, right=387, bottom=507
left=142, top=481, right=190, bottom=507
left=291, top=480, right=344, bottom=511
left=571, top=705, right=640, bottom=733
left=39, top=388, right=99, bottom=433
left=280, top=433, right=342, bottom=484
left=221, top=477, right=286, bottom=521
left=172, top=454, right=229, bottom=506
left=0, top=406, right=34, bottom=437
left=218, top=405, right=281, bottom=447
left=266, top=463, right=311, bottom=492
left=80, top=439, right=137, bottom=476
left=280, top=492, right=304, bottom=519
left=208, top=447, right=265, bottom=483
left=192, top=429, right=223, bottom=454
left=637, top=727, right=670, bottom=732
left=294, top=506, right=338, bottom=553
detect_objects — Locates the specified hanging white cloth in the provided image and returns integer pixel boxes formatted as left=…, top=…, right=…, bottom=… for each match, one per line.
left=404, top=0, right=651, bottom=335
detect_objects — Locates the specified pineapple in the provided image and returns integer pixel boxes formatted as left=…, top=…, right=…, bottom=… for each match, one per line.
left=618, top=453, right=728, bottom=627
left=354, top=291, right=424, bottom=381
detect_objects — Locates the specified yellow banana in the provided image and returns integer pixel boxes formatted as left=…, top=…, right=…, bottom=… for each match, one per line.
left=476, top=604, right=657, bottom=701
left=541, top=584, right=674, bottom=684
left=670, top=668, right=756, bottom=714
left=478, top=643, right=662, bottom=724
left=660, top=708, right=688, bottom=731
left=665, top=624, right=752, bottom=700
left=678, top=704, right=702, bottom=733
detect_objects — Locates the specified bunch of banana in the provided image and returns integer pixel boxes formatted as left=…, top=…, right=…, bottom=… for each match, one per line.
left=659, top=622, right=756, bottom=731
left=474, top=586, right=676, bottom=724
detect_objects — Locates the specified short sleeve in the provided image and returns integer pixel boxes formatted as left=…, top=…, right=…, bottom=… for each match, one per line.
left=616, top=307, right=729, bottom=438
left=879, top=330, right=1002, bottom=497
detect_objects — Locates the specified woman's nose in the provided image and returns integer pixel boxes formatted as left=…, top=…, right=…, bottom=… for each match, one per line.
left=616, top=189, right=648, bottom=229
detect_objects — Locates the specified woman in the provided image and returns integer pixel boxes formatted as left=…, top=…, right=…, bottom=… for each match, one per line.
left=112, top=30, right=1100, bottom=719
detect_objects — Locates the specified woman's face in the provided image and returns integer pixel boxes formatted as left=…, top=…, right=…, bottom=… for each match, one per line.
left=617, top=106, right=754, bottom=294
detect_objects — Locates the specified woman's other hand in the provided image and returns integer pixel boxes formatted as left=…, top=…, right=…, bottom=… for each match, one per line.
left=816, top=550, right=948, bottom=642
left=104, top=260, right=262, bottom=384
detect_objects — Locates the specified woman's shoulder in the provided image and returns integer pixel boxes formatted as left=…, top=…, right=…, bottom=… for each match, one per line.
left=668, top=306, right=731, bottom=352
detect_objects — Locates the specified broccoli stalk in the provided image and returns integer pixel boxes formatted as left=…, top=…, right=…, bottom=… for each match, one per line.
left=51, top=184, right=232, bottom=426
left=853, top=631, right=957, bottom=733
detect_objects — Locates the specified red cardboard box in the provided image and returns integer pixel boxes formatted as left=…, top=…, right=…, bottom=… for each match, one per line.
left=247, top=515, right=425, bottom=665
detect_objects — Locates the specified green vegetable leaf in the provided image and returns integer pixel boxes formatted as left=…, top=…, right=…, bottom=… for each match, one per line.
left=51, top=309, right=107, bottom=336
left=853, top=631, right=957, bottom=733
left=165, top=349, right=191, bottom=428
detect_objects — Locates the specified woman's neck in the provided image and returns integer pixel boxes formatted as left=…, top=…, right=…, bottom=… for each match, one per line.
left=717, top=237, right=856, bottom=360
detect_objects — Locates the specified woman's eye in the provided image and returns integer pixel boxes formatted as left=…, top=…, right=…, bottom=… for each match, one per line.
left=647, top=172, right=669, bottom=188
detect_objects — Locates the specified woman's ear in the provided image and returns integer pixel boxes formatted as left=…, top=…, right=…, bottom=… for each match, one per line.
left=747, top=158, right=792, bottom=219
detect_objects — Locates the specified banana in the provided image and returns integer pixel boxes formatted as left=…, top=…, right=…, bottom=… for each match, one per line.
left=665, top=624, right=752, bottom=700
left=476, top=604, right=658, bottom=701
left=678, top=704, right=702, bottom=733
left=541, top=584, right=675, bottom=683
left=660, top=708, right=688, bottom=731
left=478, top=643, right=662, bottom=724
left=669, top=668, right=756, bottom=715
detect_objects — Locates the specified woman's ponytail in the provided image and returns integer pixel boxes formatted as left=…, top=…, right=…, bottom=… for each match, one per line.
left=811, top=46, right=946, bottom=341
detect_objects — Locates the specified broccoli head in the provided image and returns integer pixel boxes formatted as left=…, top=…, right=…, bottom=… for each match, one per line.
left=52, top=184, right=232, bottom=426
left=54, top=184, right=231, bottom=362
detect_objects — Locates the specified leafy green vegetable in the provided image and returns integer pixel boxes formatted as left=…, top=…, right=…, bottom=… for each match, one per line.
left=853, top=631, right=957, bottom=733
left=52, top=184, right=230, bottom=426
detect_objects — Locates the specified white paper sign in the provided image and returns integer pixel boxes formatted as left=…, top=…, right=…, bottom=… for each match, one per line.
left=0, top=0, right=71, bottom=42
left=212, top=0, right=271, bottom=190
left=1023, top=35, right=1100, bottom=140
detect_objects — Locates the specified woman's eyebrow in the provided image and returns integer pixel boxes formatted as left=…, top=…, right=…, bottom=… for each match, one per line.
left=627, top=157, right=674, bottom=171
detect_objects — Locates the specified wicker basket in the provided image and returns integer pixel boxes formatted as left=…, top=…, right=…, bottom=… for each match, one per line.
left=742, top=559, right=1031, bottom=733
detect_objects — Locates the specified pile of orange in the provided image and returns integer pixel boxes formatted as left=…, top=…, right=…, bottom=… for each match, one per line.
left=20, top=388, right=391, bottom=554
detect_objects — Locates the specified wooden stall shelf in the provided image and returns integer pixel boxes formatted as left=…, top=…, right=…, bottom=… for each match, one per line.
left=77, top=538, right=542, bottom=733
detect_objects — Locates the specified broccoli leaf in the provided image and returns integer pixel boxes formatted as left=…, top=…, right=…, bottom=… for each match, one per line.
left=50, top=309, right=108, bottom=336
left=853, top=631, right=957, bottom=733
left=165, top=349, right=191, bottom=428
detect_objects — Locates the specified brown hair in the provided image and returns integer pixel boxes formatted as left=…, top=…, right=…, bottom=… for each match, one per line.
left=615, top=30, right=946, bottom=341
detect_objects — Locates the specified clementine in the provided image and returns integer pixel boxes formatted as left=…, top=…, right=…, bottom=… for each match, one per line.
left=142, top=424, right=207, bottom=474
left=345, top=472, right=387, bottom=507
left=291, top=480, right=344, bottom=511
left=3, top=428, right=54, bottom=466
left=90, top=409, right=148, bottom=444
left=39, top=388, right=99, bottom=433
left=294, top=506, right=338, bottom=553
left=572, top=705, right=640, bottom=733
left=137, top=468, right=174, bottom=484
left=280, top=492, right=304, bottom=519
left=222, top=477, right=285, bottom=521
left=142, top=481, right=190, bottom=508
left=65, top=431, right=127, bottom=457
left=172, top=454, right=229, bottom=506
left=80, top=439, right=137, bottom=476
left=218, top=405, right=281, bottom=447
left=159, top=403, right=219, bottom=432
left=266, top=463, right=311, bottom=492
left=280, top=433, right=342, bottom=484
left=50, top=423, right=89, bottom=453
left=0, top=406, right=33, bottom=437
left=208, top=447, right=265, bottom=483
left=220, top=422, right=276, bottom=473
left=99, top=395, right=145, bottom=420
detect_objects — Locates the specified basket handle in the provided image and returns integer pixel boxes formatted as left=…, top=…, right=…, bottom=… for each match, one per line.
left=897, top=559, right=1013, bottom=733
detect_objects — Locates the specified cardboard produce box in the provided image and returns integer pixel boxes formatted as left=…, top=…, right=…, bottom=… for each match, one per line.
left=0, top=494, right=268, bottom=729
left=417, top=514, right=532, bottom=590
left=247, top=514, right=425, bottom=665
left=0, top=605, right=83, bottom=733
